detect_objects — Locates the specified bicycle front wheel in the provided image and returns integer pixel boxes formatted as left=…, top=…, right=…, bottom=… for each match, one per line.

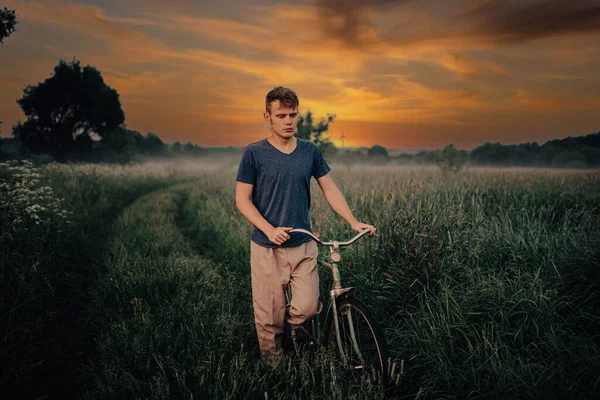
left=324, top=297, right=389, bottom=383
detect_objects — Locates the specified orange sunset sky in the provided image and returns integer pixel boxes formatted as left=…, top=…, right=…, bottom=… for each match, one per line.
left=1, top=0, right=599, bottom=149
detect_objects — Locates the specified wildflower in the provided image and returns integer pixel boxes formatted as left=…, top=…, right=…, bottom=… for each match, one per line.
left=0, top=160, right=71, bottom=232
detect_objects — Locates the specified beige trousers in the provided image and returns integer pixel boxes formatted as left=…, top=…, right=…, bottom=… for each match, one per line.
left=250, top=239, right=320, bottom=357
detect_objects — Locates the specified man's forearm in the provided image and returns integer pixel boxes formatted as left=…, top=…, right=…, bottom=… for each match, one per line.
left=323, top=186, right=358, bottom=226
left=236, top=199, right=273, bottom=234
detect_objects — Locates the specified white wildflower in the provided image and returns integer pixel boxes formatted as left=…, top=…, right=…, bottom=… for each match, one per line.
left=0, top=160, right=72, bottom=232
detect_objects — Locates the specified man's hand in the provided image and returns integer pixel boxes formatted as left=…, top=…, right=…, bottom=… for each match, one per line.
left=267, top=226, right=293, bottom=245
left=351, top=221, right=377, bottom=237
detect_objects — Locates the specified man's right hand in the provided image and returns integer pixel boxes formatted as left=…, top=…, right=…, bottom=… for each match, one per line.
left=267, top=226, right=293, bottom=246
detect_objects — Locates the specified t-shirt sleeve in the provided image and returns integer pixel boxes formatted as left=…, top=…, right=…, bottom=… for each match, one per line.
left=236, top=147, right=257, bottom=184
left=312, top=145, right=331, bottom=179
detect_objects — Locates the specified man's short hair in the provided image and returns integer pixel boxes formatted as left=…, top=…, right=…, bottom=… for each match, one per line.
left=266, top=86, right=299, bottom=115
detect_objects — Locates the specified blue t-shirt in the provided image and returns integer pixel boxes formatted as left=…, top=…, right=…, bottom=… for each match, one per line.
left=236, top=138, right=331, bottom=248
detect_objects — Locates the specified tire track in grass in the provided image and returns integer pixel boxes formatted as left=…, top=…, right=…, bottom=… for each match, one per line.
left=82, top=184, right=259, bottom=399
left=170, top=184, right=260, bottom=357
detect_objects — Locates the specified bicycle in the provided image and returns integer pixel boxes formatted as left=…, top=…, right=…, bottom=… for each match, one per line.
left=282, top=228, right=390, bottom=384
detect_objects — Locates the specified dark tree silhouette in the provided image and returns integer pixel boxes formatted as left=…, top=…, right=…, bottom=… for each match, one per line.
left=172, top=140, right=182, bottom=153
left=296, top=110, right=337, bottom=154
left=182, top=141, right=206, bottom=157
left=139, top=132, right=166, bottom=155
left=100, top=125, right=143, bottom=162
left=368, top=144, right=389, bottom=157
left=0, top=7, right=17, bottom=44
left=436, top=144, right=468, bottom=173
left=13, top=57, right=125, bottom=160
left=470, top=132, right=600, bottom=168
left=1, top=7, right=18, bottom=140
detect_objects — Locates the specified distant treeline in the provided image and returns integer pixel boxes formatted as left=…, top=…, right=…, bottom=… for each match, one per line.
left=467, top=132, right=600, bottom=168
left=2, top=129, right=600, bottom=169
left=339, top=132, right=600, bottom=169
left=0, top=128, right=210, bottom=163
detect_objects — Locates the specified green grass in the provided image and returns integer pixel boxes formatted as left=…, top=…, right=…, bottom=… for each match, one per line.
left=2, top=161, right=599, bottom=399
left=0, top=161, right=181, bottom=398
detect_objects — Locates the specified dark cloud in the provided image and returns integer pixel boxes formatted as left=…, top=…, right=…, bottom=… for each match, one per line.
left=314, top=0, right=415, bottom=48
left=314, top=0, right=600, bottom=48
left=462, top=0, right=600, bottom=44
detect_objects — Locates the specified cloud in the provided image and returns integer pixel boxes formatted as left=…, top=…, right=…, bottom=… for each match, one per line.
left=313, top=0, right=600, bottom=49
left=313, top=0, right=416, bottom=48
left=460, top=0, right=600, bottom=44
left=509, top=89, right=600, bottom=112
left=437, top=53, right=510, bottom=80
left=109, top=3, right=511, bottom=83
left=5, top=0, right=172, bottom=66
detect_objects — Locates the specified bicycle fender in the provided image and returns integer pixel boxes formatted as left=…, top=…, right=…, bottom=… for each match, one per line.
left=324, top=287, right=357, bottom=329
left=329, top=287, right=357, bottom=298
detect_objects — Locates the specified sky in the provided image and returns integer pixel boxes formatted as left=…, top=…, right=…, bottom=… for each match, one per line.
left=1, top=0, right=599, bottom=149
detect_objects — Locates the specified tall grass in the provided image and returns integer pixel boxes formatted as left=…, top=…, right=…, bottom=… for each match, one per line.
left=166, top=165, right=600, bottom=398
left=0, top=161, right=184, bottom=398
left=2, top=161, right=599, bottom=399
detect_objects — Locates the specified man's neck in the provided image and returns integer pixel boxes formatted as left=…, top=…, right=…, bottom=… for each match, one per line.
left=267, top=134, right=296, bottom=150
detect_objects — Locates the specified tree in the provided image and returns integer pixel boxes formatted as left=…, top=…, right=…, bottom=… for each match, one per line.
left=13, top=57, right=125, bottom=160
left=1, top=7, right=17, bottom=144
left=552, top=150, right=587, bottom=168
left=580, top=146, right=600, bottom=167
left=183, top=141, right=194, bottom=154
left=296, top=110, right=337, bottom=154
left=100, top=126, right=143, bottom=162
left=139, top=132, right=166, bottom=155
left=436, top=144, right=468, bottom=173
left=368, top=144, right=388, bottom=157
left=172, top=140, right=182, bottom=154
left=0, top=7, right=17, bottom=44
left=191, top=143, right=206, bottom=157
left=182, top=141, right=206, bottom=157
left=415, top=149, right=439, bottom=164
left=470, top=142, right=511, bottom=166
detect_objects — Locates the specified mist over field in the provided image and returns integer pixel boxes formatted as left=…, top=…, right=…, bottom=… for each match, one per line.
left=2, top=159, right=599, bottom=399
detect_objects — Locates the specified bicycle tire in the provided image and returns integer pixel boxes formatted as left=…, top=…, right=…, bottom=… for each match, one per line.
left=324, top=297, right=389, bottom=383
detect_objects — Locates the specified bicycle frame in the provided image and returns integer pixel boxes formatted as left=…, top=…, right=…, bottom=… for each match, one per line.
left=285, top=228, right=372, bottom=365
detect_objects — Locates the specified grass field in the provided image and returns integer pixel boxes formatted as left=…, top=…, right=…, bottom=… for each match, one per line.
left=1, top=158, right=599, bottom=399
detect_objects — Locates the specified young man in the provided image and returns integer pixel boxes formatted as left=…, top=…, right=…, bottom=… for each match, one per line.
left=235, top=86, right=376, bottom=361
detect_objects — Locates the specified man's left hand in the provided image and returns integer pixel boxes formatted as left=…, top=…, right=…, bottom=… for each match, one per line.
left=351, top=221, right=377, bottom=237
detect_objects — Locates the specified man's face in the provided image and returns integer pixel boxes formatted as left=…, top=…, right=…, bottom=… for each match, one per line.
left=264, top=100, right=299, bottom=140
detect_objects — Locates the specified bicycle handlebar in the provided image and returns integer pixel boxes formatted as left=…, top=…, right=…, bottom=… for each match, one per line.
left=288, top=228, right=372, bottom=247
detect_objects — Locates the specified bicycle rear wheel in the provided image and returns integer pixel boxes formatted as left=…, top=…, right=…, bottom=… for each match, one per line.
left=324, top=297, right=389, bottom=383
